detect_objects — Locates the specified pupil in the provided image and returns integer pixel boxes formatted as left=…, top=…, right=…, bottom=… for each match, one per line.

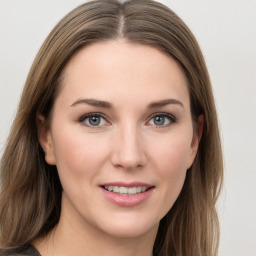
left=154, top=116, right=165, bottom=125
left=89, top=116, right=100, bottom=126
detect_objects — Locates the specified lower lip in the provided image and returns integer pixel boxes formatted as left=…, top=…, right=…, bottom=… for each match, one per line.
left=100, top=187, right=154, bottom=207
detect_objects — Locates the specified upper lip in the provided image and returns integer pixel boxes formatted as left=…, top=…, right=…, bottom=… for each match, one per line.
left=100, top=182, right=154, bottom=188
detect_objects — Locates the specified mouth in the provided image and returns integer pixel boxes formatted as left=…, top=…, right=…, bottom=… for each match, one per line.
left=102, top=185, right=153, bottom=195
left=100, top=183, right=155, bottom=207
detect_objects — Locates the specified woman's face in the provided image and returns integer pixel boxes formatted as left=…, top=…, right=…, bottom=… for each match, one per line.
left=39, top=40, right=201, bottom=239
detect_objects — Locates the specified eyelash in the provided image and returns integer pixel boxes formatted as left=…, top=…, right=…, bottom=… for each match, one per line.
left=78, top=112, right=109, bottom=128
left=147, top=113, right=177, bottom=127
left=78, top=112, right=177, bottom=128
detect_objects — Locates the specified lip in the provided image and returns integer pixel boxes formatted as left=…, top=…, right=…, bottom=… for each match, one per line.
left=101, top=182, right=153, bottom=187
left=100, top=182, right=155, bottom=207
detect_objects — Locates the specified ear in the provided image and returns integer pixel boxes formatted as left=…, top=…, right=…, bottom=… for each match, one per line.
left=186, top=114, right=204, bottom=169
left=37, top=114, right=56, bottom=165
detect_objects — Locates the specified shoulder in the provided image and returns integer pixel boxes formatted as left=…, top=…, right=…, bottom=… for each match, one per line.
left=0, top=245, right=41, bottom=256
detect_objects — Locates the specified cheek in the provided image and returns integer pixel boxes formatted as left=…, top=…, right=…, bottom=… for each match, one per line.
left=150, top=131, right=193, bottom=175
left=156, top=141, right=189, bottom=192
left=51, top=127, right=109, bottom=181
left=149, top=132, right=192, bottom=209
left=51, top=128, right=112, bottom=208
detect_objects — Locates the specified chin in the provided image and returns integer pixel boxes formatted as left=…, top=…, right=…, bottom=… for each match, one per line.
left=92, top=213, right=160, bottom=239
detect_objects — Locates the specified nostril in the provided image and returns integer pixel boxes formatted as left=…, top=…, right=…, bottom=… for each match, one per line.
left=110, top=132, right=147, bottom=169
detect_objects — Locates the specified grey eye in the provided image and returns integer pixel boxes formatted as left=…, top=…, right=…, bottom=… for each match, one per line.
left=148, top=114, right=175, bottom=127
left=88, top=115, right=101, bottom=126
left=81, top=114, right=107, bottom=127
left=153, top=116, right=166, bottom=126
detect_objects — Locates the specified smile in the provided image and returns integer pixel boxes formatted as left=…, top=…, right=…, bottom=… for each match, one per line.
left=104, top=186, right=148, bottom=195
left=100, top=183, right=155, bottom=206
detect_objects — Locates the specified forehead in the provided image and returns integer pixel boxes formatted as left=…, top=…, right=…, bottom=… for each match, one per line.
left=58, top=40, right=190, bottom=109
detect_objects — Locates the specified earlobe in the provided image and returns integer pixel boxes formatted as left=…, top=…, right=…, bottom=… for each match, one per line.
left=187, top=114, right=204, bottom=169
left=37, top=114, right=56, bottom=165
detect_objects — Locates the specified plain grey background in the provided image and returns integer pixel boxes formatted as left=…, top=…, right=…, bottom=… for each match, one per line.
left=0, top=0, right=255, bottom=255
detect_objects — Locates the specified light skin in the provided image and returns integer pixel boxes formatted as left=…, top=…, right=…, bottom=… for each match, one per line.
left=36, top=40, right=203, bottom=256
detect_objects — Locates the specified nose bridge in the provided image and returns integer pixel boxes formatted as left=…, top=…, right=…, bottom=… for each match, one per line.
left=111, top=121, right=146, bottom=169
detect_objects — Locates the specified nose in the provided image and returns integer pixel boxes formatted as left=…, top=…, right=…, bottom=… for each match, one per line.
left=111, top=124, right=147, bottom=170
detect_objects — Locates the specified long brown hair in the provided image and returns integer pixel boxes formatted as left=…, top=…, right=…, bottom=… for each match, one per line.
left=0, top=0, right=223, bottom=255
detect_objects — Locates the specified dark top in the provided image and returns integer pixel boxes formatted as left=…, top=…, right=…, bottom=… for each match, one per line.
left=1, top=245, right=41, bottom=256
left=2, top=244, right=157, bottom=256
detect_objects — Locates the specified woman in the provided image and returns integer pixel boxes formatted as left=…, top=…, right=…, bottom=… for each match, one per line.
left=0, top=0, right=223, bottom=255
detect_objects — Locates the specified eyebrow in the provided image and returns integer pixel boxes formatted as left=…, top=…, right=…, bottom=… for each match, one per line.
left=70, top=98, right=183, bottom=109
left=147, top=99, right=184, bottom=109
left=70, top=98, right=112, bottom=108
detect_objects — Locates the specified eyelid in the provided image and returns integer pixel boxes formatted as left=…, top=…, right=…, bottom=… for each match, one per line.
left=78, top=112, right=111, bottom=127
left=77, top=112, right=176, bottom=128
left=146, top=112, right=177, bottom=126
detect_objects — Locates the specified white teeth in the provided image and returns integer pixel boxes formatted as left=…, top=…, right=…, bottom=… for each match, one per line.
left=128, top=187, right=137, bottom=194
left=141, top=187, right=147, bottom=192
left=104, top=186, right=148, bottom=195
left=136, top=187, right=142, bottom=193
left=119, top=187, right=128, bottom=194
left=113, top=186, right=119, bottom=193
